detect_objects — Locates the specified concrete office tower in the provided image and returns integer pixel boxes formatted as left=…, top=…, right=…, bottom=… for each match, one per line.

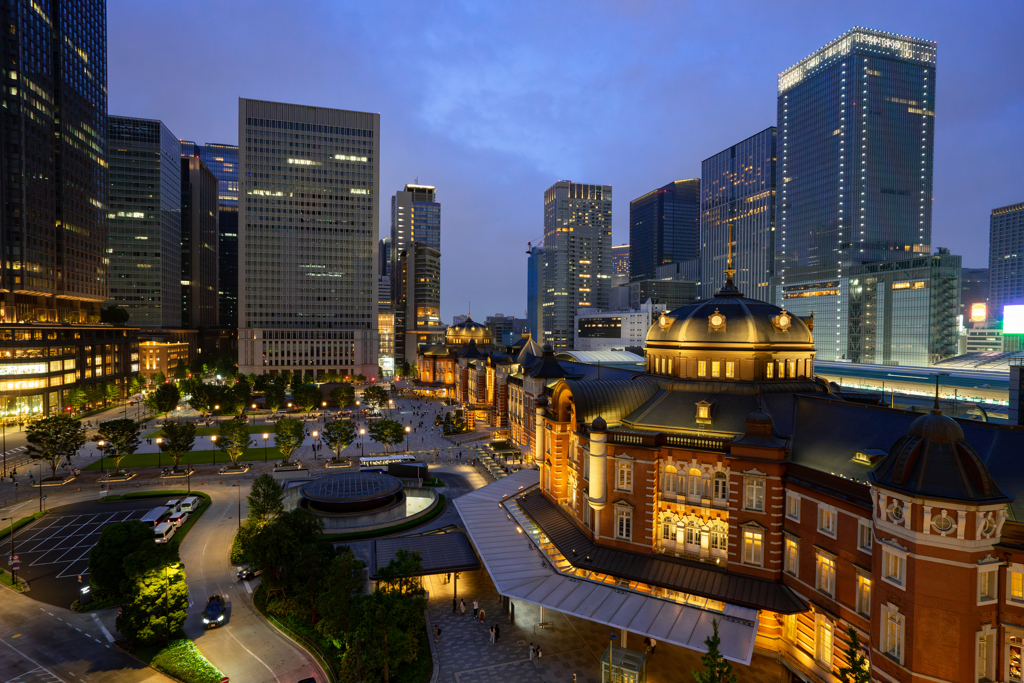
left=107, top=117, right=182, bottom=327
left=629, top=180, right=700, bottom=282
left=526, top=243, right=544, bottom=339
left=394, top=243, right=443, bottom=362
left=237, top=99, right=379, bottom=379
left=611, top=244, right=630, bottom=286
left=990, top=203, right=1024, bottom=319
left=180, top=157, right=220, bottom=328
left=379, top=237, right=392, bottom=278
left=181, top=142, right=240, bottom=328
left=542, top=181, right=613, bottom=349
left=0, top=0, right=108, bottom=325
left=701, top=128, right=777, bottom=301
left=390, top=184, right=439, bottom=288
left=777, top=27, right=936, bottom=277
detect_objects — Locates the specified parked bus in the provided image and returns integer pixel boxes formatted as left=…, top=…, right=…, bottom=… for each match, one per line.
left=141, top=506, right=171, bottom=527
left=359, top=454, right=416, bottom=472
left=154, top=522, right=176, bottom=544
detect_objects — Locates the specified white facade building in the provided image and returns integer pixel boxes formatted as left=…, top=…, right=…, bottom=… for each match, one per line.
left=237, top=99, right=379, bottom=379
left=573, top=300, right=665, bottom=352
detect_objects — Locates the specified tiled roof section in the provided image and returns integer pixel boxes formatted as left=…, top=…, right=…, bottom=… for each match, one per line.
left=565, top=378, right=658, bottom=426
left=517, top=490, right=806, bottom=614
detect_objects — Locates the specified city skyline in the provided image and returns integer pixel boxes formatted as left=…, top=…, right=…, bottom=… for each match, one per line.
left=108, top=2, right=1023, bottom=322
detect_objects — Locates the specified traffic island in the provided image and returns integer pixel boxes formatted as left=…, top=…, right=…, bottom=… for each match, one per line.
left=273, top=462, right=304, bottom=471
left=97, top=471, right=136, bottom=483
left=34, top=474, right=78, bottom=487
left=219, top=464, right=251, bottom=475
left=160, top=467, right=196, bottom=479
left=325, top=457, right=352, bottom=469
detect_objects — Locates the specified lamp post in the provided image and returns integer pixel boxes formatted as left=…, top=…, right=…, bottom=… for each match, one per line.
left=186, top=450, right=191, bottom=493
left=312, top=430, right=318, bottom=460
left=211, top=435, right=217, bottom=466
left=97, top=440, right=106, bottom=474
left=2, top=417, right=6, bottom=479
left=37, top=463, right=42, bottom=511
left=262, top=433, right=269, bottom=462
left=156, top=437, right=163, bottom=470
left=405, top=425, right=411, bottom=453
left=359, top=428, right=365, bottom=453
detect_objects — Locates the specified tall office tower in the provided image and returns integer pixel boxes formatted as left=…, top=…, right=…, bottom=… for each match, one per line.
left=701, top=128, right=777, bottom=301
left=107, top=117, right=182, bottom=327
left=393, top=243, right=442, bottom=362
left=610, top=244, right=630, bottom=286
left=390, top=184, right=439, bottom=284
left=181, top=142, right=240, bottom=329
left=180, top=157, right=220, bottom=328
left=777, top=27, right=936, bottom=278
left=629, top=180, right=700, bottom=283
left=960, top=267, right=990, bottom=325
left=526, top=243, right=544, bottom=338
left=542, top=181, right=612, bottom=349
left=237, top=99, right=379, bottom=379
left=379, top=237, right=392, bottom=278
left=0, top=0, right=108, bottom=325
left=990, top=203, right=1024, bottom=320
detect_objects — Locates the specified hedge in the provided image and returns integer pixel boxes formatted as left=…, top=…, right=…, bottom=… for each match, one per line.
left=0, top=510, right=48, bottom=541
left=149, top=638, right=224, bottom=683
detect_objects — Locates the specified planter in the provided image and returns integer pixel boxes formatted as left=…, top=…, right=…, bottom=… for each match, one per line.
left=325, top=458, right=351, bottom=469
left=98, top=471, right=136, bottom=483
left=220, top=464, right=251, bottom=474
left=274, top=464, right=304, bottom=472
left=160, top=468, right=195, bottom=479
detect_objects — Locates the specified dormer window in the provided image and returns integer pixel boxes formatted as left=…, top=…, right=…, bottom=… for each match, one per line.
left=696, top=399, right=715, bottom=425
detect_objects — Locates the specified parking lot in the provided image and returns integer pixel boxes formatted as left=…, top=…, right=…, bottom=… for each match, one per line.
left=6, top=499, right=160, bottom=607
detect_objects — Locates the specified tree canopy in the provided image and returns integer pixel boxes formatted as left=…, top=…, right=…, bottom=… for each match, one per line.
left=328, top=384, right=354, bottom=408
left=321, top=420, right=356, bottom=459
left=217, top=416, right=251, bottom=464
left=88, top=520, right=154, bottom=596
left=26, top=414, right=86, bottom=479
left=368, top=419, right=406, bottom=454
left=692, top=619, right=737, bottom=683
left=247, top=473, right=284, bottom=523
left=148, top=382, right=180, bottom=419
left=837, top=626, right=871, bottom=683
left=293, top=384, right=322, bottom=413
left=265, top=383, right=286, bottom=412
left=160, top=421, right=195, bottom=470
left=274, top=417, right=305, bottom=463
left=94, top=418, right=141, bottom=470
left=361, top=386, right=389, bottom=411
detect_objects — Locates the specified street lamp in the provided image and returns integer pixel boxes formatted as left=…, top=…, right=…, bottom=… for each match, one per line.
left=312, top=430, right=318, bottom=460
left=359, top=428, right=365, bottom=452
left=262, top=433, right=269, bottom=462
left=156, top=437, right=163, bottom=470
left=211, top=435, right=217, bottom=466
left=405, top=425, right=411, bottom=453
left=97, top=440, right=106, bottom=474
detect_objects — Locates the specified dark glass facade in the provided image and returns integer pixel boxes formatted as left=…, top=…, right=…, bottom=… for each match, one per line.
left=990, top=203, right=1024, bottom=320
left=629, top=180, right=700, bottom=282
left=701, top=128, right=776, bottom=301
left=777, top=28, right=936, bottom=278
left=197, top=144, right=239, bottom=329
left=0, top=0, right=108, bottom=323
left=180, top=157, right=220, bottom=328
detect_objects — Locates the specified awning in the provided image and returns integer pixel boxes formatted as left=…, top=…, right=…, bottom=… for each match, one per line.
left=453, top=470, right=758, bottom=664
left=372, top=530, right=480, bottom=579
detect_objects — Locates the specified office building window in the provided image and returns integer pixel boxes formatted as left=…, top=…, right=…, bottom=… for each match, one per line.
left=711, top=361, right=721, bottom=378
left=616, top=462, right=633, bottom=492
left=725, top=361, right=735, bottom=378
left=698, top=360, right=707, bottom=377
left=616, top=508, right=632, bottom=540
left=1009, top=567, right=1024, bottom=603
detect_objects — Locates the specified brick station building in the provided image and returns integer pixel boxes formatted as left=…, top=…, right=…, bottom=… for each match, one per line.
left=525, top=272, right=1024, bottom=682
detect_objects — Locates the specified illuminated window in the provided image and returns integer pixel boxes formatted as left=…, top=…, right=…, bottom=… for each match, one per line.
left=742, top=529, right=763, bottom=565
left=766, top=362, right=774, bottom=379
left=725, top=361, right=735, bottom=378
left=711, top=361, right=721, bottom=378
left=857, top=573, right=872, bottom=616
left=698, top=360, right=707, bottom=377
left=816, top=551, right=836, bottom=596
left=1009, top=568, right=1024, bottom=603
left=816, top=617, right=833, bottom=666
left=785, top=536, right=799, bottom=576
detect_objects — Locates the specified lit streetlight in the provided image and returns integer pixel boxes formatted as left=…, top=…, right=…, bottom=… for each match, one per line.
left=262, top=433, right=269, bottom=462
left=312, top=430, right=319, bottom=460
left=156, top=437, right=163, bottom=469
left=97, top=440, right=106, bottom=474
left=405, top=425, right=411, bottom=453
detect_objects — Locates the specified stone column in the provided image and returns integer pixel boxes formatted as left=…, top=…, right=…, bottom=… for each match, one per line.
left=588, top=418, right=608, bottom=540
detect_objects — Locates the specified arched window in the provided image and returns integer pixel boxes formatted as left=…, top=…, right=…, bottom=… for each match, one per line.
left=684, top=519, right=701, bottom=553
left=709, top=522, right=728, bottom=558
left=687, top=468, right=703, bottom=499
left=663, top=465, right=678, bottom=495
left=713, top=472, right=728, bottom=503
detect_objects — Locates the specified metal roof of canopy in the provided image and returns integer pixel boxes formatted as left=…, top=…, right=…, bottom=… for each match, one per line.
left=372, top=530, right=480, bottom=579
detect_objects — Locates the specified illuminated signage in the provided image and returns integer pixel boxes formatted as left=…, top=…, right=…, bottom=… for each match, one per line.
left=0, top=362, right=47, bottom=376
left=1004, top=305, right=1024, bottom=335
left=970, top=303, right=987, bottom=322
left=892, top=281, right=925, bottom=291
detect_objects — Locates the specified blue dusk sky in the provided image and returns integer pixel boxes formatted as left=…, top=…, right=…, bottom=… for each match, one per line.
left=109, top=0, right=1024, bottom=324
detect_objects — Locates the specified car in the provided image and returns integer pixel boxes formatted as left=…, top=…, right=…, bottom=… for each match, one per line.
left=236, top=567, right=257, bottom=581
left=203, top=595, right=226, bottom=628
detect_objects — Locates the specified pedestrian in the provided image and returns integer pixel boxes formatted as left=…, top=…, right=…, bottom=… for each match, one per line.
left=460, top=599, right=466, bottom=615
left=479, top=608, right=486, bottom=623
left=529, top=643, right=535, bottom=660
left=473, top=600, right=479, bottom=618
left=489, top=626, right=495, bottom=643
left=445, top=572, right=451, bottom=585
left=435, top=626, right=441, bottom=643
left=648, top=637, right=657, bottom=654
left=643, top=636, right=650, bottom=650
left=537, top=645, right=542, bottom=659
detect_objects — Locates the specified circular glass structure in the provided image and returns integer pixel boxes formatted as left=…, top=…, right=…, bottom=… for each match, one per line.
left=301, top=472, right=403, bottom=514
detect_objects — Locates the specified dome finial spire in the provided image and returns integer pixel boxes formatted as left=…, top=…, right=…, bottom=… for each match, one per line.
left=715, top=223, right=741, bottom=296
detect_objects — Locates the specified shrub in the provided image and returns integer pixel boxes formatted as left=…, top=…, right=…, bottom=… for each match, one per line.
left=150, top=638, right=225, bottom=683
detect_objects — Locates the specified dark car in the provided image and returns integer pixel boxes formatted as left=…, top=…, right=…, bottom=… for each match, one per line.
left=203, top=595, right=226, bottom=628
left=236, top=567, right=257, bottom=581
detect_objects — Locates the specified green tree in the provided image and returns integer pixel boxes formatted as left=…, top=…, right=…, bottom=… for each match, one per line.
left=321, top=419, right=356, bottom=460
left=129, top=375, right=143, bottom=395
left=153, top=370, right=166, bottom=385
left=316, top=546, right=365, bottom=640
left=274, top=417, right=305, bottom=464
left=94, top=418, right=141, bottom=472
left=217, top=416, right=251, bottom=465
left=151, top=382, right=180, bottom=419
left=265, top=383, right=285, bottom=412
left=186, top=380, right=210, bottom=414
left=328, top=384, right=354, bottom=408
left=160, top=421, right=195, bottom=471
left=117, top=556, right=189, bottom=647
left=248, top=508, right=324, bottom=587
left=252, top=374, right=272, bottom=393
left=837, top=626, right=871, bottom=683
left=361, top=386, right=389, bottom=412
left=233, top=377, right=253, bottom=414
left=247, top=473, right=284, bottom=523
left=692, top=619, right=737, bottom=683
left=173, top=358, right=187, bottom=381
left=292, top=384, right=322, bottom=414
left=70, top=387, right=88, bottom=412
left=26, top=414, right=86, bottom=479
left=84, top=384, right=96, bottom=408
left=88, top=520, right=153, bottom=596
left=279, top=369, right=293, bottom=387
left=100, top=304, right=131, bottom=325
left=106, top=383, right=120, bottom=404
left=368, top=419, right=406, bottom=455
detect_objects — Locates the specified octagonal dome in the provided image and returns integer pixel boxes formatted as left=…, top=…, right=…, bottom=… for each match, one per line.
left=446, top=317, right=492, bottom=344
left=646, top=293, right=814, bottom=349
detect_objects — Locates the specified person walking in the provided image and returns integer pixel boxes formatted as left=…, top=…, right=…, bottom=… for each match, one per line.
left=472, top=600, right=479, bottom=618
left=435, top=626, right=441, bottom=643
left=479, top=608, right=486, bottom=623
left=529, top=643, right=535, bottom=661
left=460, top=599, right=466, bottom=615
left=489, top=626, right=495, bottom=643
left=536, top=645, right=543, bottom=659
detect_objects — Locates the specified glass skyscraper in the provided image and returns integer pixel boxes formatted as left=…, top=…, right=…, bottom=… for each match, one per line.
left=390, top=184, right=440, bottom=362
left=628, top=180, right=700, bottom=282
left=701, top=128, right=777, bottom=301
left=182, top=142, right=239, bottom=328
left=777, top=27, right=936, bottom=276
left=107, top=116, right=182, bottom=328
left=237, top=99, right=379, bottom=379
left=989, top=202, right=1024, bottom=320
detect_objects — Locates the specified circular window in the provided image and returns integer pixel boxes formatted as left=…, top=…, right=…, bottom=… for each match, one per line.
left=711, top=314, right=723, bottom=326
left=932, top=514, right=953, bottom=533
left=888, top=503, right=904, bottom=523
left=981, top=516, right=996, bottom=536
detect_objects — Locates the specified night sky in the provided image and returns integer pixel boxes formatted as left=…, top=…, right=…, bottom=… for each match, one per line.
left=109, top=1, right=1024, bottom=324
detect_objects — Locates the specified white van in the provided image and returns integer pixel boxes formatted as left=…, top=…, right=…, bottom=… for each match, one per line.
left=167, top=511, right=189, bottom=528
left=165, top=499, right=182, bottom=510
left=154, top=522, right=176, bottom=544
left=141, top=506, right=171, bottom=527
left=179, top=496, right=200, bottom=512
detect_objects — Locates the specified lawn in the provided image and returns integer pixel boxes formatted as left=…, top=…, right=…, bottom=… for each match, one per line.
left=146, top=424, right=282, bottom=438
left=83, top=447, right=285, bottom=471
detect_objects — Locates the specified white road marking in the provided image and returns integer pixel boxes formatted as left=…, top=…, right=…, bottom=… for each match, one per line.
left=243, top=580, right=252, bottom=594
left=223, top=626, right=282, bottom=683
left=0, top=640, right=67, bottom=682
left=89, top=613, right=114, bottom=643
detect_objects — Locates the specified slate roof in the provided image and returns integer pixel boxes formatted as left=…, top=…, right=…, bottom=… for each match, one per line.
left=517, top=490, right=806, bottom=614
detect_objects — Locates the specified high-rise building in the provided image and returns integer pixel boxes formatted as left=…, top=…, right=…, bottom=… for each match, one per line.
left=629, top=180, right=700, bottom=282
left=526, top=243, right=544, bottom=339
left=701, top=128, right=777, bottom=301
left=390, top=185, right=440, bottom=356
left=990, top=202, right=1024, bottom=320
left=960, top=267, right=990, bottom=325
left=107, top=116, right=182, bottom=328
left=542, top=181, right=612, bottom=349
left=237, top=99, right=379, bottom=379
left=611, top=244, right=630, bottom=286
left=0, top=0, right=108, bottom=326
left=379, top=237, right=392, bottom=278
left=394, top=243, right=443, bottom=362
left=181, top=142, right=239, bottom=329
left=777, top=27, right=936, bottom=341
left=180, top=157, right=220, bottom=328
left=609, top=280, right=698, bottom=312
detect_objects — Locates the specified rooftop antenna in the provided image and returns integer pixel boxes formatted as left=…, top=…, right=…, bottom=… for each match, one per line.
left=468, top=301, right=471, bottom=319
